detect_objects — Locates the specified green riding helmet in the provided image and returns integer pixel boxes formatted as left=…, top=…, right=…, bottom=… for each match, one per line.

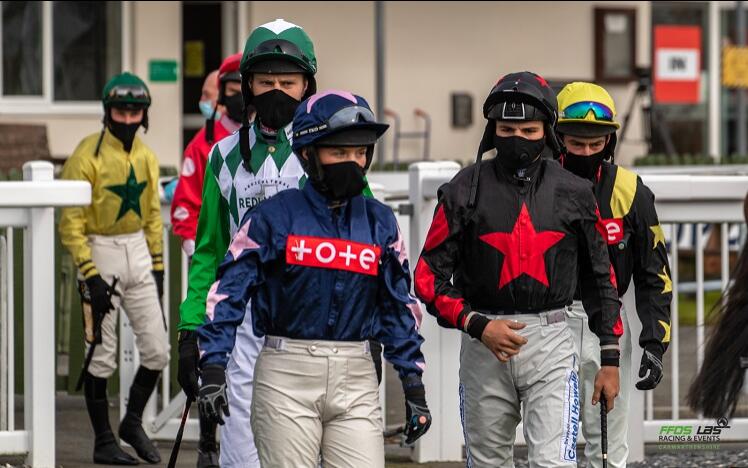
left=102, top=72, right=151, bottom=110
left=96, top=72, right=151, bottom=155
left=239, top=19, right=318, bottom=111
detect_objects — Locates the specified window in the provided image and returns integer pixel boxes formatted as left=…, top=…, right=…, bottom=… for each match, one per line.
left=2, top=1, right=42, bottom=96
left=594, top=8, right=637, bottom=83
left=53, top=2, right=121, bottom=101
left=0, top=1, right=124, bottom=110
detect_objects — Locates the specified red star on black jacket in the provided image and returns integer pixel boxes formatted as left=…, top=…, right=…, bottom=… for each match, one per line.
left=480, top=203, right=565, bottom=288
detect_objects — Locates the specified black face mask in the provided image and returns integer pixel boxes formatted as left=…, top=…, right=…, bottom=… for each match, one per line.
left=564, top=150, right=606, bottom=180
left=493, top=134, right=545, bottom=171
left=252, top=88, right=300, bottom=130
left=108, top=121, right=140, bottom=152
left=312, top=161, right=367, bottom=201
left=223, top=93, right=245, bottom=123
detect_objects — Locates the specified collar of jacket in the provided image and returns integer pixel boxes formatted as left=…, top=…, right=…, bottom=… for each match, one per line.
left=302, top=180, right=368, bottom=212
left=101, top=127, right=140, bottom=155
left=255, top=120, right=293, bottom=144
left=492, top=146, right=548, bottom=186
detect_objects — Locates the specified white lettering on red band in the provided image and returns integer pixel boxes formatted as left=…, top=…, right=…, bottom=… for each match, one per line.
left=286, top=235, right=381, bottom=276
left=602, top=218, right=624, bottom=244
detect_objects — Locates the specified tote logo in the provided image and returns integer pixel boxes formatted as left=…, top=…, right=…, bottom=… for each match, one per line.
left=286, top=235, right=381, bottom=276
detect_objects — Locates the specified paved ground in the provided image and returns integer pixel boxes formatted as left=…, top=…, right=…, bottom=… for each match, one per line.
left=2, top=325, right=747, bottom=466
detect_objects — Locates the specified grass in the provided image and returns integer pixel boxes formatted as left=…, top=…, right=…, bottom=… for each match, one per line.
left=676, top=290, right=722, bottom=326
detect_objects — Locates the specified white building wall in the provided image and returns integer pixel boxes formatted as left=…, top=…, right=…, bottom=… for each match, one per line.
left=0, top=1, right=649, bottom=169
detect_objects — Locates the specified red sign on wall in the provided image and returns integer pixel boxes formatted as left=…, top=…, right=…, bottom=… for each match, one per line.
left=653, top=25, right=702, bottom=104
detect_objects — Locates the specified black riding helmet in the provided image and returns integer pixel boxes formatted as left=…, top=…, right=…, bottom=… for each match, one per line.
left=468, top=71, right=562, bottom=207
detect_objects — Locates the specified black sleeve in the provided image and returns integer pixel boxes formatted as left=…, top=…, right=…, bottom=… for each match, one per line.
left=575, top=185, right=623, bottom=366
left=631, top=179, right=672, bottom=357
left=413, top=182, right=473, bottom=331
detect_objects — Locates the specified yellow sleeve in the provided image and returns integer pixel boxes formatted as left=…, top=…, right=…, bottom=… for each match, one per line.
left=59, top=149, right=98, bottom=279
left=143, top=150, right=164, bottom=271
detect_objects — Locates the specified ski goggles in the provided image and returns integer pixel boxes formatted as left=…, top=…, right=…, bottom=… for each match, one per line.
left=294, top=105, right=377, bottom=138
left=108, top=85, right=149, bottom=100
left=560, top=101, right=614, bottom=122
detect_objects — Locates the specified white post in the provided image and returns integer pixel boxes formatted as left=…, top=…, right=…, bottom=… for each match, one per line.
left=0, top=234, right=7, bottom=431
left=623, top=287, right=645, bottom=463
left=695, top=224, right=705, bottom=373
left=22, top=161, right=56, bottom=468
left=237, top=1, right=249, bottom=52
left=408, top=162, right=462, bottom=463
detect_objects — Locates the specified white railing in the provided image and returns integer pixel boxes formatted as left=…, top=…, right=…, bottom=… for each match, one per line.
left=0, top=161, right=91, bottom=468
left=635, top=175, right=748, bottom=457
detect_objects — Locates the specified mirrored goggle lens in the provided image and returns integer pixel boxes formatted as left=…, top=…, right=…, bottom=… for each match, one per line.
left=253, top=39, right=305, bottom=59
left=561, top=101, right=614, bottom=121
left=110, top=85, right=148, bottom=99
left=327, top=106, right=376, bottom=129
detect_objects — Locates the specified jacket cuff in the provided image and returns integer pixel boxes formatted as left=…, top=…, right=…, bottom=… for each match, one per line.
left=465, top=313, right=490, bottom=341
left=77, top=259, right=99, bottom=279
left=182, top=239, right=196, bottom=257
left=151, top=252, right=164, bottom=271
left=601, top=347, right=620, bottom=367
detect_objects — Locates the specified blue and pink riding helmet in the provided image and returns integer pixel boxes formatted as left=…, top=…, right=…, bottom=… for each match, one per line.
left=292, top=89, right=389, bottom=173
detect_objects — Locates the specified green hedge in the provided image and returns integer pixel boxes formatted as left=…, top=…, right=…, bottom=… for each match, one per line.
left=634, top=154, right=748, bottom=166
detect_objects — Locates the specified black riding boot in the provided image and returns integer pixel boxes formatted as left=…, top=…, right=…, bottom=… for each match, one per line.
left=83, top=372, right=139, bottom=465
left=197, top=409, right=219, bottom=468
left=118, top=366, right=162, bottom=464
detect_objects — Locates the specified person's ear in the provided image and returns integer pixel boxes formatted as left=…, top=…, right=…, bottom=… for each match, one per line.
left=301, top=148, right=309, bottom=161
left=303, top=78, right=308, bottom=94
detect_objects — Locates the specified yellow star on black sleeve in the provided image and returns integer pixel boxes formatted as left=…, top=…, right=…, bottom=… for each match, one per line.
left=657, top=266, right=672, bottom=294
left=650, top=224, right=666, bottom=250
left=105, top=166, right=148, bottom=221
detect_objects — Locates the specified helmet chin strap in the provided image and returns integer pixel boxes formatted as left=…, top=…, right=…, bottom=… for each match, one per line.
left=467, top=120, right=496, bottom=208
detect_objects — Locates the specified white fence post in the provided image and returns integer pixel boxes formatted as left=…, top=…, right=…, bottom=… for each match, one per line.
left=408, top=162, right=462, bottom=463
left=22, top=162, right=57, bottom=468
left=0, top=161, right=90, bottom=466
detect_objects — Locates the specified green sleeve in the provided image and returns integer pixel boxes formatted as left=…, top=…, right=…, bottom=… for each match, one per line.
left=178, top=162, right=231, bottom=331
left=363, top=176, right=374, bottom=198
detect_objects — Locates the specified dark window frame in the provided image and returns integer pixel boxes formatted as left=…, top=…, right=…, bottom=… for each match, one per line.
left=594, top=7, right=638, bottom=83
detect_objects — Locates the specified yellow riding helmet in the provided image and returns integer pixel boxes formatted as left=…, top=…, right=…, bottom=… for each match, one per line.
left=557, top=82, right=620, bottom=137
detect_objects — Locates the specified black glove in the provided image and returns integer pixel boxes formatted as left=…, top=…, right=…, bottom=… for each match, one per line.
left=636, top=347, right=664, bottom=390
left=178, top=331, right=200, bottom=400
left=369, top=339, right=383, bottom=385
left=84, top=275, right=119, bottom=342
left=198, top=365, right=230, bottom=425
left=402, top=375, right=431, bottom=445
left=152, top=270, right=164, bottom=302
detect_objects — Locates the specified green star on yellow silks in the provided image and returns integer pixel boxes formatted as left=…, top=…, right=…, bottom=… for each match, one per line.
left=650, top=224, right=666, bottom=250
left=105, top=166, right=147, bottom=221
left=658, top=266, right=672, bottom=294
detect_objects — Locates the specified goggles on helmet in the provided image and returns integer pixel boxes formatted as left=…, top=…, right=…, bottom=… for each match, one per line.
left=294, top=105, right=376, bottom=139
left=560, top=101, right=614, bottom=122
left=108, top=85, right=149, bottom=100
left=249, top=38, right=309, bottom=62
